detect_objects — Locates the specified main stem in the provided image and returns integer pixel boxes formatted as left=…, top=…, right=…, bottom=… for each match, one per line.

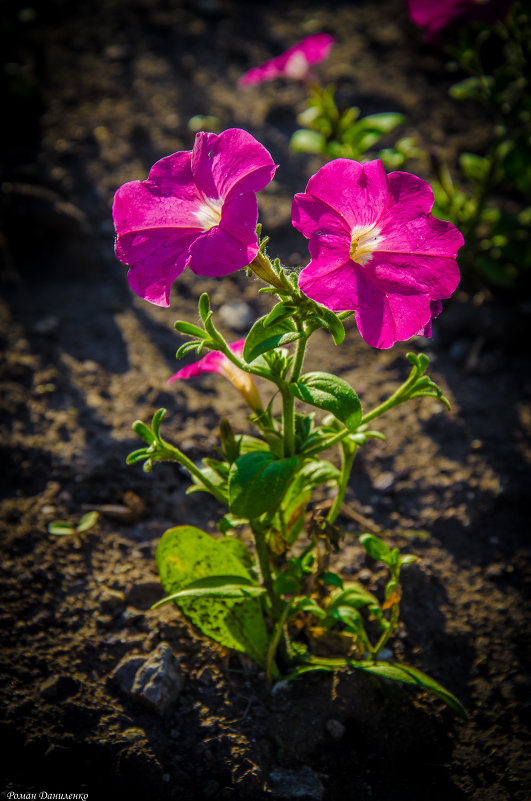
left=282, top=333, right=307, bottom=457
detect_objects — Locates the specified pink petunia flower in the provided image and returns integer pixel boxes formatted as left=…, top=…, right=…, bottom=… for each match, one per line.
left=292, top=159, right=464, bottom=349
left=407, top=0, right=514, bottom=43
left=238, top=33, right=334, bottom=87
left=112, top=129, right=277, bottom=307
left=169, top=340, right=263, bottom=413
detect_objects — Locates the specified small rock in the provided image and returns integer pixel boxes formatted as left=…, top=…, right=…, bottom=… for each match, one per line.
left=269, top=766, right=324, bottom=800
left=219, top=301, right=254, bottom=331
left=111, top=654, right=146, bottom=693
left=373, top=471, right=395, bottom=491
left=99, top=587, right=126, bottom=613
left=112, top=644, right=183, bottom=715
left=325, top=718, right=345, bottom=740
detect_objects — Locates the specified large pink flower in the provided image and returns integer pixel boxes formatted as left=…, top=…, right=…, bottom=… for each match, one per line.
left=112, top=129, right=277, bottom=306
left=169, top=340, right=263, bottom=412
left=292, top=159, right=464, bottom=349
left=238, top=33, right=334, bottom=87
left=407, top=0, right=514, bottom=42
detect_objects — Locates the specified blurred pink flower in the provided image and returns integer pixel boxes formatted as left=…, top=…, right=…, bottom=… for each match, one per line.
left=407, top=0, right=514, bottom=42
left=112, top=129, right=277, bottom=306
left=238, top=33, right=334, bottom=87
left=292, top=159, right=463, bottom=349
left=169, top=340, right=263, bottom=412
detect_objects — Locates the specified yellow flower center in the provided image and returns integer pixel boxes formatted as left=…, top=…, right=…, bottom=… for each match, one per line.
left=349, top=223, right=382, bottom=266
left=195, top=196, right=223, bottom=231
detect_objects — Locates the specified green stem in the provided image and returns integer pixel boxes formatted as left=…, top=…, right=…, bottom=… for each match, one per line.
left=282, top=334, right=308, bottom=457
left=370, top=596, right=400, bottom=661
left=157, top=442, right=227, bottom=504
left=266, top=601, right=292, bottom=684
left=326, top=444, right=357, bottom=525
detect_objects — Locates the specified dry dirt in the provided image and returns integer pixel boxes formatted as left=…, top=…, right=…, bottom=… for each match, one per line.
left=1, top=1, right=530, bottom=799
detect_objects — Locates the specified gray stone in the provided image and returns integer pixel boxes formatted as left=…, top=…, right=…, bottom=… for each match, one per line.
left=219, top=301, right=254, bottom=331
left=130, top=642, right=183, bottom=715
left=325, top=718, right=346, bottom=740
left=111, top=654, right=146, bottom=694
left=269, top=766, right=324, bottom=800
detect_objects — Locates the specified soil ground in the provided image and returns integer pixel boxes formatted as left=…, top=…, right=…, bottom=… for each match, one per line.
left=1, top=1, right=530, bottom=799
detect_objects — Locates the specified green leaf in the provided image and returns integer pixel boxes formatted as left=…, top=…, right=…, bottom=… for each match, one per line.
left=327, top=582, right=380, bottom=612
left=243, top=315, right=301, bottom=363
left=174, top=320, right=208, bottom=339
left=76, top=511, right=100, bottom=533
left=352, top=661, right=468, bottom=719
left=449, top=75, right=492, bottom=102
left=320, top=571, right=344, bottom=588
left=176, top=341, right=202, bottom=360
left=228, top=453, right=298, bottom=518
left=151, top=408, right=166, bottom=440
left=289, top=372, right=362, bottom=430
left=126, top=447, right=150, bottom=465
left=152, top=575, right=266, bottom=607
left=356, top=112, right=405, bottom=134
left=263, top=302, right=297, bottom=329
left=290, top=129, right=326, bottom=154
left=156, top=526, right=268, bottom=666
left=198, top=292, right=211, bottom=323
left=132, top=420, right=156, bottom=445
left=460, top=152, right=490, bottom=186
left=309, top=305, right=345, bottom=345
left=48, top=521, right=75, bottom=536
left=359, top=533, right=393, bottom=565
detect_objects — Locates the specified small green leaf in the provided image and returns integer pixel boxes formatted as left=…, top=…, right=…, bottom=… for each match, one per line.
left=356, top=112, right=405, bottom=134
left=460, top=152, right=490, bottom=186
left=228, top=453, right=298, bottom=518
left=48, top=521, right=75, bottom=536
left=243, top=315, right=301, bottom=363
left=309, top=305, right=345, bottom=345
left=176, top=341, right=203, bottom=360
left=151, top=408, right=166, bottom=440
left=126, top=448, right=150, bottom=465
left=76, top=511, right=100, bottom=533
left=198, top=292, right=211, bottom=323
left=263, top=302, right=297, bottom=329
left=289, top=372, right=362, bottom=430
left=399, top=554, right=419, bottom=566
left=290, top=129, right=326, bottom=154
left=320, top=571, right=344, bottom=588
left=132, top=420, right=156, bottom=445
left=359, top=533, right=393, bottom=565
left=174, top=320, right=208, bottom=339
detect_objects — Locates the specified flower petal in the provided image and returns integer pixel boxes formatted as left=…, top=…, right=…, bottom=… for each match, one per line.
left=299, top=258, right=361, bottom=312
left=186, top=225, right=258, bottom=277
left=191, top=128, right=277, bottom=202
left=238, top=33, right=334, bottom=86
left=292, top=192, right=352, bottom=240
left=367, top=251, right=461, bottom=301
left=354, top=274, right=433, bottom=349
left=303, top=159, right=390, bottom=230
left=219, top=191, right=259, bottom=246
left=124, top=234, right=192, bottom=307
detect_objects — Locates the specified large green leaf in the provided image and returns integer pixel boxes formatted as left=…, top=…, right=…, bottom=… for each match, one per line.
left=289, top=372, right=362, bottom=430
left=156, top=526, right=268, bottom=666
left=352, top=661, right=468, bottom=719
left=228, top=452, right=298, bottom=518
left=243, top=315, right=302, bottom=363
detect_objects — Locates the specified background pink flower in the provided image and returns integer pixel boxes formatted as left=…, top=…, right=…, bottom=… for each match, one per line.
left=169, top=340, right=262, bottom=412
left=238, top=33, right=334, bottom=87
left=407, top=0, right=514, bottom=43
left=112, top=129, right=277, bottom=306
left=292, top=159, right=464, bottom=349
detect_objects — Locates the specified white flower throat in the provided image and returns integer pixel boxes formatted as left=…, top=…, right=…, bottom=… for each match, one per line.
left=350, top=223, right=382, bottom=266
left=195, top=196, right=223, bottom=231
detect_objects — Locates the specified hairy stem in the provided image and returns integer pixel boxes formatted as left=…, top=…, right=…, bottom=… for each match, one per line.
left=157, top=442, right=227, bottom=504
left=283, top=334, right=308, bottom=457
